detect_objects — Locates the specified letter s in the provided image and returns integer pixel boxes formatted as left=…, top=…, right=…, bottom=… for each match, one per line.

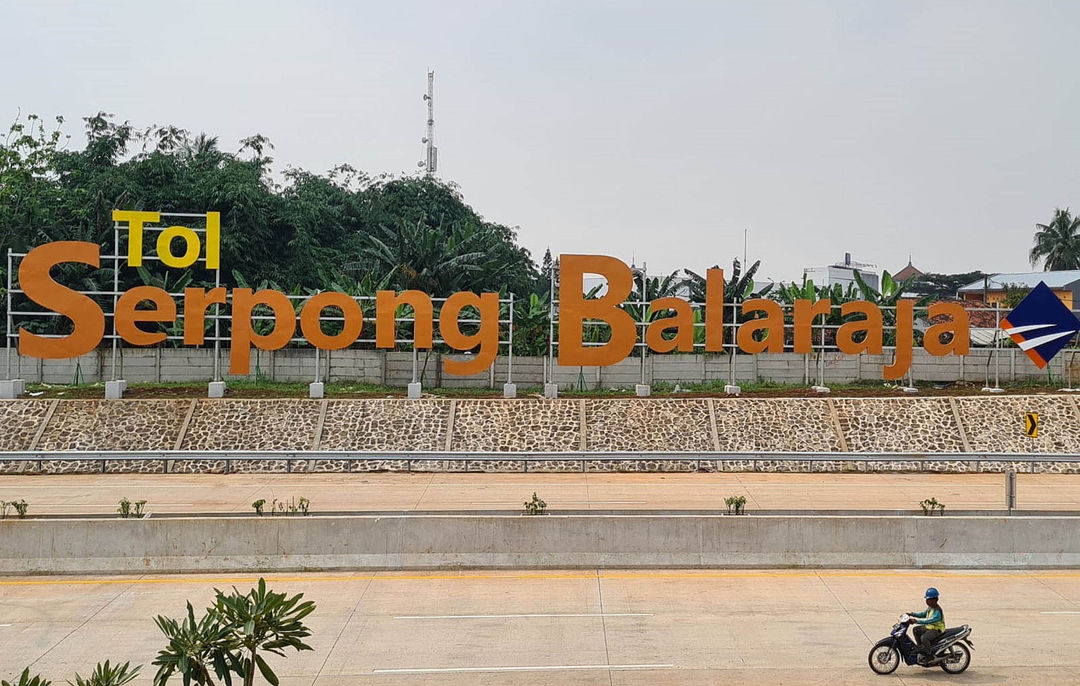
left=17, top=242, right=105, bottom=359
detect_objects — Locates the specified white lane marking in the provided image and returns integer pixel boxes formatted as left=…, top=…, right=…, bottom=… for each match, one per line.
left=394, top=613, right=652, bottom=619
left=374, top=663, right=672, bottom=674
left=1041, top=611, right=1080, bottom=614
left=0, top=623, right=11, bottom=627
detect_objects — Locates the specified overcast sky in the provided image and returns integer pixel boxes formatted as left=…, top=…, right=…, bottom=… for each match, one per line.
left=3, top=1, right=1079, bottom=283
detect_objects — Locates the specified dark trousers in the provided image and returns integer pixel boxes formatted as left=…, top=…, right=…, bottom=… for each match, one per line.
left=913, top=626, right=943, bottom=659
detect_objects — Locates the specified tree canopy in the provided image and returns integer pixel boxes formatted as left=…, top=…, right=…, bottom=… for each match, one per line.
left=0, top=112, right=540, bottom=338
left=1030, top=208, right=1080, bottom=271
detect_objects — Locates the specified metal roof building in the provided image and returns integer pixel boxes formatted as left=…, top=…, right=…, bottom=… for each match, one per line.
left=959, top=271, right=1080, bottom=292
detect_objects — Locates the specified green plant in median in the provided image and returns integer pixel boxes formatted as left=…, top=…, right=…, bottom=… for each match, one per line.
left=153, top=602, right=239, bottom=686
left=920, top=497, right=945, bottom=516
left=297, top=498, right=310, bottom=516
left=67, top=661, right=140, bottom=686
left=212, top=578, right=315, bottom=686
left=10, top=499, right=28, bottom=518
left=0, top=500, right=12, bottom=518
left=251, top=499, right=266, bottom=516
left=153, top=579, right=315, bottom=686
left=117, top=498, right=147, bottom=518
left=523, top=492, right=547, bottom=515
left=2, top=668, right=51, bottom=686
left=724, top=495, right=747, bottom=515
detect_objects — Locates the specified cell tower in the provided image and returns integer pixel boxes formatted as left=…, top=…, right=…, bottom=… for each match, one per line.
left=418, top=70, right=437, bottom=175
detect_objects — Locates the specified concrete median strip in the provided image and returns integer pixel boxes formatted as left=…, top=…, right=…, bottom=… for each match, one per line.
left=3, top=513, right=1080, bottom=573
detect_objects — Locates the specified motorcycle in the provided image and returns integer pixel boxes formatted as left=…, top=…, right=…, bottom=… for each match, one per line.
left=867, top=614, right=973, bottom=675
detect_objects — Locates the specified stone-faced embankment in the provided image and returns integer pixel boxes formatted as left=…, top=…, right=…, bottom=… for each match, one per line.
left=1, top=395, right=1079, bottom=474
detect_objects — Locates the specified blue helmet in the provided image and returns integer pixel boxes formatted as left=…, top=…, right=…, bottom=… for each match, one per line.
left=925, top=587, right=940, bottom=599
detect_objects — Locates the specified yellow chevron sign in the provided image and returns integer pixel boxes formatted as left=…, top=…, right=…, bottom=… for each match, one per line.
left=1025, top=413, right=1039, bottom=438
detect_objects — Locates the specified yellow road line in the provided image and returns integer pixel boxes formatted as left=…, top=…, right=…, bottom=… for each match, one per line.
left=1, top=569, right=1080, bottom=587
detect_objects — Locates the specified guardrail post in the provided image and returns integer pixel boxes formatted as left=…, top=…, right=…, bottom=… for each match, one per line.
left=1006, top=469, right=1017, bottom=513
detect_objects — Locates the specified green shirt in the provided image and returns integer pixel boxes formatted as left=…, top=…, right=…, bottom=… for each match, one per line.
left=911, top=605, right=945, bottom=631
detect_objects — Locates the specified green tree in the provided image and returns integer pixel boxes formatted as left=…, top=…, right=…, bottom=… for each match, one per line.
left=683, top=258, right=774, bottom=347
left=67, top=662, right=140, bottom=686
left=907, top=271, right=988, bottom=300
left=212, top=579, right=315, bottom=686
left=1030, top=208, right=1080, bottom=271
left=2, top=669, right=51, bottom=686
left=153, top=602, right=239, bottom=686
left=1, top=113, right=540, bottom=341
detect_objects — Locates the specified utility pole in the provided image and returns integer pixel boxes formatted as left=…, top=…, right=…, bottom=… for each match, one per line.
left=419, top=70, right=437, bottom=175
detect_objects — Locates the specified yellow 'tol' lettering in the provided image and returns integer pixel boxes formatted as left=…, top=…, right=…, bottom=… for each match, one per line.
left=156, top=226, right=202, bottom=268
left=113, top=210, right=161, bottom=267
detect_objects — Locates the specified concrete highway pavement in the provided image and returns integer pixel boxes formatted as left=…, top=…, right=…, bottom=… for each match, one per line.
left=3, top=472, right=1080, bottom=515
left=3, top=569, right=1080, bottom=684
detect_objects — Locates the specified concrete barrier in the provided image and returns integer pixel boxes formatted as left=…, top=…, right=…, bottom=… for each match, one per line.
left=2, top=515, right=1078, bottom=574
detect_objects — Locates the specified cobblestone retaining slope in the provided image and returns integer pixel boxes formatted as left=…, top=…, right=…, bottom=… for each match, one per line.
left=3, top=395, right=1080, bottom=474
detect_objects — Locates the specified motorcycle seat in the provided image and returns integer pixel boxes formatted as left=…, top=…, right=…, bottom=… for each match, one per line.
left=935, top=625, right=969, bottom=642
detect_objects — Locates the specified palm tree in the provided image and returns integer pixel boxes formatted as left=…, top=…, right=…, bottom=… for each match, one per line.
left=1030, top=208, right=1080, bottom=271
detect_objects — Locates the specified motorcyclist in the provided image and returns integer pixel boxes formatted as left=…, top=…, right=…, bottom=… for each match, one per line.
left=908, top=587, right=945, bottom=664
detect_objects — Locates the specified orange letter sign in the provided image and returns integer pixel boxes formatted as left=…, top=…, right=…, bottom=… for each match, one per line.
left=440, top=292, right=500, bottom=375
left=558, top=255, right=636, bottom=366
left=229, top=289, right=296, bottom=374
left=17, top=242, right=105, bottom=358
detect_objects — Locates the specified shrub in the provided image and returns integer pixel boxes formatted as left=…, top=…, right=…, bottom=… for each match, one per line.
left=153, top=578, right=315, bottom=686
left=68, top=661, right=140, bottom=686
left=1, top=668, right=51, bottom=686
left=251, top=499, right=266, bottom=516
left=523, top=492, right=547, bottom=515
left=724, top=495, right=747, bottom=515
left=117, top=499, right=147, bottom=519
left=920, top=498, right=945, bottom=516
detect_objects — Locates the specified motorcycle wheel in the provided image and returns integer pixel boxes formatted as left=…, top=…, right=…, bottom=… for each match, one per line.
left=940, top=643, right=971, bottom=674
left=868, top=645, right=900, bottom=675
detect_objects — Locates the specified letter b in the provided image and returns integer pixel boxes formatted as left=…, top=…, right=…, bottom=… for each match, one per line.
left=557, top=254, right=636, bottom=366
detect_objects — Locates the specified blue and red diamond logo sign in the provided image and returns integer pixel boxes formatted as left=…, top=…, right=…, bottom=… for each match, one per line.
left=1001, top=282, right=1080, bottom=368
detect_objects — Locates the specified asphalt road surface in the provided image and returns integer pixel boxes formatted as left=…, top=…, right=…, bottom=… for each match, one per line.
left=3, top=569, right=1080, bottom=684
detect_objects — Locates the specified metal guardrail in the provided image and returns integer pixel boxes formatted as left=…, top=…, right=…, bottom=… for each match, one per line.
left=1, top=450, right=1078, bottom=474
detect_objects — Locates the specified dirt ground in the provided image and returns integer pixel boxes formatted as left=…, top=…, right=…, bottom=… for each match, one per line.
left=21, top=380, right=1071, bottom=400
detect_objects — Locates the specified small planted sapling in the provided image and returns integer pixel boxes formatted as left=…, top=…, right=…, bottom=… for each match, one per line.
left=523, top=492, right=547, bottom=515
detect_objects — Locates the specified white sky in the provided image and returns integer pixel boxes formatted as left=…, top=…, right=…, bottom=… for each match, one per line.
left=3, top=0, right=1079, bottom=284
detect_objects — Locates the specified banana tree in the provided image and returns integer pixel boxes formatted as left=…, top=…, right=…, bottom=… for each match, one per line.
left=683, top=258, right=774, bottom=348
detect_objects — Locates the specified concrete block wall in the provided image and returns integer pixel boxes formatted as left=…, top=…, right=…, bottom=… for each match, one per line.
left=4, top=515, right=1079, bottom=573
left=4, top=346, right=1078, bottom=388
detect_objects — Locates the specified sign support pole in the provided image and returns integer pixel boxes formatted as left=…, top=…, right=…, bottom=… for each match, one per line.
left=5, top=248, right=12, bottom=381
left=504, top=293, right=516, bottom=398
left=111, top=220, right=119, bottom=382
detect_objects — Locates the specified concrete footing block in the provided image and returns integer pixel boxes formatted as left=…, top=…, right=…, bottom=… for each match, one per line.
left=812, top=385, right=831, bottom=394
left=0, top=380, right=21, bottom=399
left=309, top=382, right=324, bottom=399
left=635, top=384, right=651, bottom=397
left=724, top=384, right=741, bottom=396
left=105, top=380, right=125, bottom=399
left=208, top=381, right=227, bottom=398
left=543, top=383, right=559, bottom=399
left=503, top=383, right=517, bottom=399
left=407, top=382, right=422, bottom=399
